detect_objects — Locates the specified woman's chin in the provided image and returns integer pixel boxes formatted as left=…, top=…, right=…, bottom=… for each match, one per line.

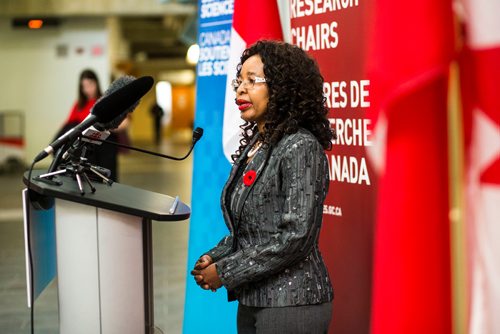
left=240, top=111, right=253, bottom=122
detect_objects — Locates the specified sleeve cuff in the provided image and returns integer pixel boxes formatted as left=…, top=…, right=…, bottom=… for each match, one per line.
left=215, top=258, right=234, bottom=291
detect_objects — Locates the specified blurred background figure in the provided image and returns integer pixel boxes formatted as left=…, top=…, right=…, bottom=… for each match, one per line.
left=62, top=69, right=102, bottom=127
left=149, top=101, right=164, bottom=146
left=54, top=69, right=129, bottom=181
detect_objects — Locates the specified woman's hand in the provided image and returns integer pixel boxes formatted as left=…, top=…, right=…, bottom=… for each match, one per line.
left=194, top=255, right=213, bottom=270
left=191, top=255, right=215, bottom=290
left=199, top=263, right=223, bottom=291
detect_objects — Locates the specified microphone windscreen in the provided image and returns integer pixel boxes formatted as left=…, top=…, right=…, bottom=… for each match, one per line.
left=92, top=76, right=154, bottom=125
left=95, top=76, right=135, bottom=130
left=193, top=127, right=204, bottom=142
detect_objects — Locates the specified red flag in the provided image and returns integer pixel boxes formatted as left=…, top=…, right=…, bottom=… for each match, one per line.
left=232, top=0, right=282, bottom=44
left=459, top=0, right=500, bottom=332
left=367, top=1, right=455, bottom=333
left=222, top=0, right=282, bottom=161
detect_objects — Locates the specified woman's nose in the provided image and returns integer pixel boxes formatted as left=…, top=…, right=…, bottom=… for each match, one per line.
left=236, top=82, right=247, bottom=95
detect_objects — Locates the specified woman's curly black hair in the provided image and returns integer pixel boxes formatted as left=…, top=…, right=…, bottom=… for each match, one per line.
left=231, top=40, right=335, bottom=162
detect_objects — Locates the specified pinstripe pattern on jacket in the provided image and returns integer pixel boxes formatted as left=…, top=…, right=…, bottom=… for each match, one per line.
left=205, top=128, right=334, bottom=307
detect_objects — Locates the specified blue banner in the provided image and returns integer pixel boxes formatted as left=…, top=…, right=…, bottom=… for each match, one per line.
left=183, top=1, right=237, bottom=333
left=22, top=189, right=57, bottom=307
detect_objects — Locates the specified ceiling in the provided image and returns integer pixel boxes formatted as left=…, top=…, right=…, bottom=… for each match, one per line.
left=1, top=0, right=199, bottom=68
left=121, top=14, right=197, bottom=61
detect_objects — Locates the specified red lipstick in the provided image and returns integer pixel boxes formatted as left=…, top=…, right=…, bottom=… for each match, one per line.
left=236, top=99, right=252, bottom=111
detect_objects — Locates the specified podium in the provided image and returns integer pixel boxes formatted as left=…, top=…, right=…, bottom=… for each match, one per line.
left=23, top=170, right=190, bottom=334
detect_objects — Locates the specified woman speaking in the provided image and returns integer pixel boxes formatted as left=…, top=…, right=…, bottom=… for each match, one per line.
left=191, top=40, right=335, bottom=333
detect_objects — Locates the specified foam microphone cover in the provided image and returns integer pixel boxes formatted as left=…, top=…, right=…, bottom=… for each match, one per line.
left=193, top=127, right=204, bottom=142
left=94, top=75, right=154, bottom=129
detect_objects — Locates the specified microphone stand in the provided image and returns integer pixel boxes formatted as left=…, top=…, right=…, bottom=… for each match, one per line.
left=47, top=146, right=66, bottom=174
left=32, top=131, right=201, bottom=193
left=33, top=143, right=70, bottom=186
left=36, top=145, right=113, bottom=195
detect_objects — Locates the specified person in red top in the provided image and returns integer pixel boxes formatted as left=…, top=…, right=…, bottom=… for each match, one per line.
left=55, top=69, right=124, bottom=181
left=65, top=69, right=102, bottom=124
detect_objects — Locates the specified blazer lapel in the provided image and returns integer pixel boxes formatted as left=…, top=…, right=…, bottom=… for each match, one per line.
left=234, top=144, right=272, bottom=223
left=220, top=135, right=260, bottom=232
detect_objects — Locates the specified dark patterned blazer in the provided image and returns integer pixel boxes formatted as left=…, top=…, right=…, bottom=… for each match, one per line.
left=205, top=128, right=334, bottom=307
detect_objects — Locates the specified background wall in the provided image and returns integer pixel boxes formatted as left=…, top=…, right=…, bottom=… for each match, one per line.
left=0, top=18, right=109, bottom=167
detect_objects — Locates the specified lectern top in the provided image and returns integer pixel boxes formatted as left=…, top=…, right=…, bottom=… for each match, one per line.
left=24, top=170, right=190, bottom=222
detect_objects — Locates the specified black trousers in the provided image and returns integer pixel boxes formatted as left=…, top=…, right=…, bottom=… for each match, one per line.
left=237, top=302, right=333, bottom=334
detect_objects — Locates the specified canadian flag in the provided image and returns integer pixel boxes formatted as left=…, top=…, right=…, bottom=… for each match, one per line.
left=459, top=0, right=500, bottom=333
left=367, top=1, right=455, bottom=333
left=222, top=0, right=282, bottom=161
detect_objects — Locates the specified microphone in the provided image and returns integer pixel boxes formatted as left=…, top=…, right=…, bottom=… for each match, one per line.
left=94, top=75, right=148, bottom=130
left=80, top=126, right=111, bottom=145
left=81, top=127, right=205, bottom=161
left=60, top=126, right=111, bottom=161
left=34, top=75, right=154, bottom=163
left=34, top=113, right=112, bottom=163
left=93, top=76, right=153, bottom=130
left=59, top=76, right=146, bottom=163
left=192, top=127, right=204, bottom=143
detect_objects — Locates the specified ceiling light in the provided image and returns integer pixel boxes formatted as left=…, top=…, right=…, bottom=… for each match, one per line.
left=186, top=44, right=199, bottom=65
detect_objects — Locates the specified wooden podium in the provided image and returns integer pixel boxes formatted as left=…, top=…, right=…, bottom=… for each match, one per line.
left=23, top=170, right=190, bottom=334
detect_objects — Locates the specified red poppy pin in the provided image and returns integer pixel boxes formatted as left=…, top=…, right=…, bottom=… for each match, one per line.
left=243, top=170, right=257, bottom=186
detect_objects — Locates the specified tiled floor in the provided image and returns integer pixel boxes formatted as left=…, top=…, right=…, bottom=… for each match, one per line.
left=0, top=139, right=193, bottom=333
